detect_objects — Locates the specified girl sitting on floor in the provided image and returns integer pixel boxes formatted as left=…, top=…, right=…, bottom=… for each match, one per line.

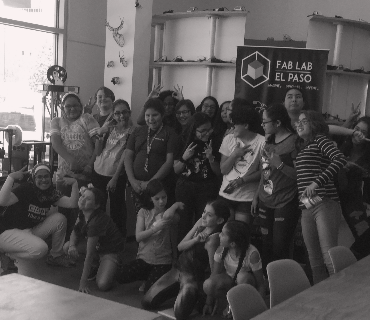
left=116, top=179, right=182, bottom=293
left=203, top=220, right=265, bottom=317
left=65, top=187, right=125, bottom=293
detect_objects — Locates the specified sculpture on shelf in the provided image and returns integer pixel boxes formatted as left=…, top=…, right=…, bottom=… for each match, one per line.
left=47, top=65, right=67, bottom=85
left=106, top=18, right=125, bottom=47
left=107, top=61, right=115, bottom=68
left=111, top=77, right=121, bottom=85
left=119, top=51, right=128, bottom=67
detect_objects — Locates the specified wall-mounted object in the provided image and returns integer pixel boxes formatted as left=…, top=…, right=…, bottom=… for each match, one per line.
left=107, top=61, right=115, bottom=68
left=106, top=18, right=125, bottom=47
left=47, top=65, right=67, bottom=85
left=135, top=0, right=142, bottom=8
left=119, top=51, right=128, bottom=67
left=111, top=77, right=121, bottom=85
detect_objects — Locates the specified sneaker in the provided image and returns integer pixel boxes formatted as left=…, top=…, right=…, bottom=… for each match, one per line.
left=87, top=265, right=99, bottom=281
left=46, top=254, right=76, bottom=268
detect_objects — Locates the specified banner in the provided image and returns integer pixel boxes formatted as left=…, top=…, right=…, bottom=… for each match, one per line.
left=234, top=46, right=329, bottom=112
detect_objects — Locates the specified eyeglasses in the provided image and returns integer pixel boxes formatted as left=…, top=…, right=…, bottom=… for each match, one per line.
left=295, top=119, right=310, bottom=127
left=35, top=174, right=51, bottom=181
left=64, top=104, right=81, bottom=110
left=114, top=110, right=130, bottom=116
left=196, top=128, right=213, bottom=135
left=176, top=110, right=190, bottom=116
left=226, top=107, right=232, bottom=112
left=261, top=120, right=274, bottom=126
left=202, top=104, right=216, bottom=111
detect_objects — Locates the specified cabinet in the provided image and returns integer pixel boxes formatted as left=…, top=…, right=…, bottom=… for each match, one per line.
left=151, top=11, right=248, bottom=105
left=307, top=15, right=370, bottom=118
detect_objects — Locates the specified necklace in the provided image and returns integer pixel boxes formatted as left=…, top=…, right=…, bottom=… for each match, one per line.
left=144, top=124, right=163, bottom=172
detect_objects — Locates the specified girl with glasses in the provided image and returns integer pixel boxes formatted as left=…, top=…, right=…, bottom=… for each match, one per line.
left=174, top=99, right=196, bottom=134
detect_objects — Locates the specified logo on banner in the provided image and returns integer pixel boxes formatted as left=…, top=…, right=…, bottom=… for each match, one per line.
left=241, top=51, right=270, bottom=88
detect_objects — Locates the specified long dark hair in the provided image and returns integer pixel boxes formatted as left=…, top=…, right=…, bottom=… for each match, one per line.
left=144, top=179, right=167, bottom=210
left=196, top=96, right=219, bottom=123
left=221, top=221, right=251, bottom=283
left=197, top=199, right=231, bottom=236
left=230, top=98, right=261, bottom=133
left=213, top=101, right=229, bottom=137
left=265, top=103, right=296, bottom=144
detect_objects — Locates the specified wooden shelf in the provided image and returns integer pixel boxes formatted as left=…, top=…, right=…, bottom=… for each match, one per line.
left=310, top=15, right=370, bottom=32
left=153, top=11, right=249, bottom=24
left=326, top=69, right=370, bottom=79
left=150, top=62, right=236, bottom=68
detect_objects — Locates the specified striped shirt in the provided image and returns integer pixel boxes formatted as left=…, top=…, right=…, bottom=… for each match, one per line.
left=296, top=135, right=346, bottom=207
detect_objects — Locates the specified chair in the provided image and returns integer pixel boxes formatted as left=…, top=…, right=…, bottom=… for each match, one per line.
left=227, top=284, right=268, bottom=320
left=328, top=246, right=357, bottom=274
left=267, top=259, right=311, bottom=308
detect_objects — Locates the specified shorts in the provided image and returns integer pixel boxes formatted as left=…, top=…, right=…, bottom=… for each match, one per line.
left=218, top=196, right=252, bottom=216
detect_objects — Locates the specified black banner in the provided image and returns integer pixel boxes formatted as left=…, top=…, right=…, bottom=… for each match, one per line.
left=234, top=46, right=328, bottom=112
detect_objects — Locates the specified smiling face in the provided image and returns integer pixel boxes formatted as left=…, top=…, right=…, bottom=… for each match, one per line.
left=195, top=122, right=213, bottom=142
left=113, top=103, right=131, bottom=127
left=63, top=97, right=82, bottom=121
left=145, top=108, right=163, bottom=131
left=34, top=169, right=51, bottom=190
left=296, top=113, right=311, bottom=140
left=353, top=121, right=369, bottom=145
left=78, top=190, right=99, bottom=212
left=151, top=190, right=167, bottom=211
left=284, top=89, right=304, bottom=115
left=221, top=102, right=230, bottom=123
left=201, top=98, right=217, bottom=119
left=97, top=89, right=113, bottom=114
left=176, top=105, right=191, bottom=126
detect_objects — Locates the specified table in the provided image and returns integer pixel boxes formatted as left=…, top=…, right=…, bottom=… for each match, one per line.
left=0, top=274, right=159, bottom=320
left=253, top=255, right=370, bottom=320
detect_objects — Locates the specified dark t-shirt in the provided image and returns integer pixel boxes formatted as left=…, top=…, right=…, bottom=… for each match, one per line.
left=74, top=211, right=125, bottom=254
left=93, top=113, right=112, bottom=127
left=126, top=125, right=178, bottom=181
left=0, top=183, right=63, bottom=233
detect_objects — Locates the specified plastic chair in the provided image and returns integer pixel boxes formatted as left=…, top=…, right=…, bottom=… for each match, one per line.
left=267, top=259, right=311, bottom=308
left=328, top=246, right=357, bottom=274
left=227, top=284, right=267, bottom=320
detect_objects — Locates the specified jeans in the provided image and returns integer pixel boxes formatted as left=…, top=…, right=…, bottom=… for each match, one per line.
left=301, top=198, right=341, bottom=284
left=0, top=212, right=67, bottom=260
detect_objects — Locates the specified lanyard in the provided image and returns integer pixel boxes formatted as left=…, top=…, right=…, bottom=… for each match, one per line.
left=144, top=124, right=163, bottom=172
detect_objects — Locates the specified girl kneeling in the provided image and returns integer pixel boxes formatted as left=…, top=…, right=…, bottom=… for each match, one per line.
left=203, top=220, right=265, bottom=316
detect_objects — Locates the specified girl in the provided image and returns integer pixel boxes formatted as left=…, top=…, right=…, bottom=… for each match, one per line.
left=142, top=199, right=230, bottom=320
left=219, top=98, right=265, bottom=223
left=295, top=111, right=347, bottom=284
left=92, top=99, right=134, bottom=236
left=196, top=96, right=219, bottom=125
left=219, top=100, right=233, bottom=137
left=174, top=112, right=222, bottom=243
left=252, top=103, right=300, bottom=271
left=203, top=220, right=265, bottom=316
left=66, top=187, right=125, bottom=293
left=174, top=99, right=196, bottom=134
left=116, top=180, right=182, bottom=293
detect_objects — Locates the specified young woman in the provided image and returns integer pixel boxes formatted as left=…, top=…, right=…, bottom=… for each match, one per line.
left=219, top=100, right=233, bottom=137
left=0, top=163, right=79, bottom=273
left=174, top=99, right=196, bottom=134
left=174, top=112, right=222, bottom=243
left=116, top=180, right=182, bottom=293
left=196, top=96, right=219, bottom=125
left=124, top=98, right=178, bottom=213
left=203, top=221, right=265, bottom=316
left=142, top=199, right=230, bottom=320
left=219, top=98, right=264, bottom=223
left=91, top=99, right=134, bottom=236
left=251, top=103, right=300, bottom=271
left=65, top=187, right=125, bottom=293
left=337, top=116, right=370, bottom=259
left=295, top=111, right=347, bottom=284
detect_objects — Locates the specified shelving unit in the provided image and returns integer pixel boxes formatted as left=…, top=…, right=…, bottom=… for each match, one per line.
left=307, top=15, right=370, bottom=117
left=151, top=11, right=248, bottom=104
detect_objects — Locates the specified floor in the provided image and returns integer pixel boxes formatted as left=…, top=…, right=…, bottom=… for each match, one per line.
left=6, top=219, right=354, bottom=320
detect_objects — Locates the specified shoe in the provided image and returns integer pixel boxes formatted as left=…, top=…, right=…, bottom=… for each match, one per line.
left=46, top=254, right=76, bottom=268
left=87, top=265, right=99, bottom=281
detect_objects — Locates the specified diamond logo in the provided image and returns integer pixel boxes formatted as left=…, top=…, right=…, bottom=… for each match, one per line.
left=241, top=51, right=270, bottom=88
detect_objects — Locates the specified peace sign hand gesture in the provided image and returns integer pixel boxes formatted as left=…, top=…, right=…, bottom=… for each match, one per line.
left=348, top=101, right=361, bottom=123
left=84, top=96, right=96, bottom=114
left=148, top=84, right=163, bottom=99
left=204, top=140, right=214, bottom=161
left=172, top=84, right=184, bottom=101
left=182, top=142, right=197, bottom=161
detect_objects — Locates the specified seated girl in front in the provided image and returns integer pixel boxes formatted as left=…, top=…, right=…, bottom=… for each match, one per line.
left=116, top=179, right=182, bottom=293
left=65, top=187, right=125, bottom=293
left=203, top=220, right=265, bottom=317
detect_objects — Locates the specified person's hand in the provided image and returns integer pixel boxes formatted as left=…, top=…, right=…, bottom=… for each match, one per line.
left=131, top=179, right=142, bottom=194
left=182, top=142, right=197, bottom=161
left=251, top=196, right=259, bottom=217
left=106, top=177, right=118, bottom=192
left=232, top=142, right=251, bottom=159
left=148, top=84, right=163, bottom=99
left=266, top=150, right=282, bottom=169
left=204, top=140, right=214, bottom=162
left=68, top=245, right=79, bottom=259
left=202, top=300, right=218, bottom=316
left=140, top=181, right=149, bottom=191
left=176, top=202, right=185, bottom=211
left=228, top=177, right=243, bottom=190
left=9, top=165, right=28, bottom=181
left=78, top=281, right=90, bottom=294
left=348, top=102, right=361, bottom=123
left=152, top=218, right=171, bottom=232
left=301, top=182, right=319, bottom=198
left=353, top=130, right=366, bottom=144
left=62, top=177, right=77, bottom=186
left=84, top=96, right=96, bottom=114
left=195, top=231, right=209, bottom=243
left=172, top=84, right=184, bottom=100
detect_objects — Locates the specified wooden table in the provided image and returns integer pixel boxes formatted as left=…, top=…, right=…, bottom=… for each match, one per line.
left=0, top=274, right=159, bottom=320
left=253, top=255, right=370, bottom=320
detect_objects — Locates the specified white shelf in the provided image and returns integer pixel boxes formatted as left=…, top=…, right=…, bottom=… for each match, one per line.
left=152, top=11, right=249, bottom=24
left=150, top=62, right=236, bottom=68
left=326, top=70, right=370, bottom=79
left=310, top=15, right=370, bottom=32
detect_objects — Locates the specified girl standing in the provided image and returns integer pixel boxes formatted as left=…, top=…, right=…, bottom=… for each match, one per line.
left=295, top=111, right=347, bottom=283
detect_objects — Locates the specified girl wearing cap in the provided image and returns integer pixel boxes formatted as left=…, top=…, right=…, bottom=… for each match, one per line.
left=0, top=163, right=79, bottom=273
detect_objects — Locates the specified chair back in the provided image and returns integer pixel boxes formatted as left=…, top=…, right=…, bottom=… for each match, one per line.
left=227, top=284, right=267, bottom=320
left=328, top=246, right=357, bottom=273
left=267, top=259, right=311, bottom=308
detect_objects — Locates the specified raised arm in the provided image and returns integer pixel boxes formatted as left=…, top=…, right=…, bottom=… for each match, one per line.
left=55, top=177, right=79, bottom=208
left=0, top=167, right=26, bottom=207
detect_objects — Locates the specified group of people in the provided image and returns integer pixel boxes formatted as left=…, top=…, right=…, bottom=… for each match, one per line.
left=1, top=84, right=370, bottom=319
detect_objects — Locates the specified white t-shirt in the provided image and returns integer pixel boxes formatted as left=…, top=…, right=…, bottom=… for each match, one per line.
left=219, top=133, right=265, bottom=201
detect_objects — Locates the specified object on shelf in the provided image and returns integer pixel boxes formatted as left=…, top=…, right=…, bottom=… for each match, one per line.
left=163, top=10, right=173, bottom=14
left=322, top=112, right=345, bottom=122
left=155, top=56, right=169, bottom=62
left=197, top=56, right=207, bottom=62
left=307, top=11, right=322, bottom=17
left=283, top=34, right=293, bottom=41
left=214, top=7, right=229, bottom=12
left=111, top=77, right=121, bottom=85
left=47, top=65, right=67, bottom=85
left=187, top=7, right=198, bottom=12
left=233, top=6, right=246, bottom=11
left=267, top=37, right=275, bottom=41
left=135, top=0, right=141, bottom=8
left=359, top=19, right=368, bottom=23
left=352, top=67, right=365, bottom=73
left=335, top=15, right=343, bottom=19
left=327, top=65, right=338, bottom=70
left=119, top=51, right=128, bottom=67
left=106, top=18, right=125, bottom=47
left=4, top=125, right=23, bottom=147
left=172, top=56, right=184, bottom=62
left=107, top=61, right=115, bottom=68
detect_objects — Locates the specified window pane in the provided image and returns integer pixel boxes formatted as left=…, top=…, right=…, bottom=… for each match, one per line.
left=0, top=0, right=56, bottom=28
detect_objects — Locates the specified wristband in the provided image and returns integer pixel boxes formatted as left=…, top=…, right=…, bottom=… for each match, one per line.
left=277, top=162, right=285, bottom=170
left=179, top=157, right=187, bottom=164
